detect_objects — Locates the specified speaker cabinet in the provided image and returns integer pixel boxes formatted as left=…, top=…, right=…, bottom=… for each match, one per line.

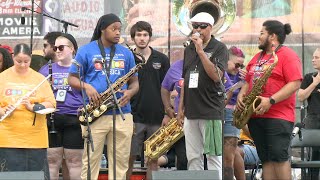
left=151, top=170, right=219, bottom=180
left=0, top=171, right=44, bottom=180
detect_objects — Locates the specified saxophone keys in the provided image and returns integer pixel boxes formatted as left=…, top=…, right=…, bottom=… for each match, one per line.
left=79, top=116, right=85, bottom=122
left=100, top=105, right=107, bottom=111
left=93, top=110, right=100, bottom=117
left=88, top=117, right=92, bottom=122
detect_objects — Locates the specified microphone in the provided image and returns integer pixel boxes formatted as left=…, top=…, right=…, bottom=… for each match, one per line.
left=71, top=59, right=81, bottom=67
left=292, top=123, right=303, bottom=138
left=21, top=7, right=26, bottom=25
left=183, top=32, right=200, bottom=47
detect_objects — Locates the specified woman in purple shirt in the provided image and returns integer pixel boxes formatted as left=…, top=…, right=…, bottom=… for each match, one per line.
left=39, top=34, right=83, bottom=180
left=223, top=46, right=246, bottom=179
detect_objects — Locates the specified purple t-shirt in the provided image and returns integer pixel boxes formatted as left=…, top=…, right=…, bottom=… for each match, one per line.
left=161, top=60, right=184, bottom=112
left=39, top=63, right=83, bottom=115
left=224, top=73, right=242, bottom=105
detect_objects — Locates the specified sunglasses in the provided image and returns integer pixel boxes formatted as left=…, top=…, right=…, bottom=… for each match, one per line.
left=235, top=63, right=245, bottom=69
left=192, top=23, right=210, bottom=29
left=53, top=45, right=69, bottom=52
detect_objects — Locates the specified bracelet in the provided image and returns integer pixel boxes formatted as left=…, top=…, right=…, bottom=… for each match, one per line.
left=33, top=103, right=46, bottom=112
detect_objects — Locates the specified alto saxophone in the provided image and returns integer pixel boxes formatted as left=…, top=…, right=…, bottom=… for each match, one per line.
left=233, top=46, right=279, bottom=129
left=78, top=45, right=145, bottom=125
left=144, top=118, right=184, bottom=160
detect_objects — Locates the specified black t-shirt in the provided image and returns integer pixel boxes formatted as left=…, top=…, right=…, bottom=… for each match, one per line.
left=131, top=47, right=170, bottom=124
left=182, top=37, right=228, bottom=120
left=300, top=72, right=320, bottom=115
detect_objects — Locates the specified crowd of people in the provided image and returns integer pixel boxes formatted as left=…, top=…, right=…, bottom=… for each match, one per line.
left=0, top=11, right=314, bottom=180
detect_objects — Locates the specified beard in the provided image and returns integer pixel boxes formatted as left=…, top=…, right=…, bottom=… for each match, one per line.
left=258, top=35, right=271, bottom=51
left=258, top=39, right=270, bottom=51
left=44, top=52, right=55, bottom=61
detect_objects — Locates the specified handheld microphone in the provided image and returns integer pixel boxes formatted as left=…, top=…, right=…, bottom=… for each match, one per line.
left=292, top=123, right=303, bottom=137
left=71, top=59, right=81, bottom=67
left=21, top=7, right=26, bottom=25
left=183, top=32, right=200, bottom=47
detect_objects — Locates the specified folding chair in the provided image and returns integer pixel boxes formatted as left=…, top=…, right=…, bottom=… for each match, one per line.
left=291, top=129, right=320, bottom=179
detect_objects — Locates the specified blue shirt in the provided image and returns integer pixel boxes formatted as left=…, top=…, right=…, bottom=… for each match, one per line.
left=69, top=41, right=136, bottom=114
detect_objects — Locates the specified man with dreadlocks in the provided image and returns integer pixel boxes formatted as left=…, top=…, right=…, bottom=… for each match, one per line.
left=68, top=13, right=139, bottom=180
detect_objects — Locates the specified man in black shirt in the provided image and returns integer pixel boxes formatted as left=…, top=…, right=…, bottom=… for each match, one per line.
left=127, top=21, right=170, bottom=179
left=177, top=12, right=228, bottom=179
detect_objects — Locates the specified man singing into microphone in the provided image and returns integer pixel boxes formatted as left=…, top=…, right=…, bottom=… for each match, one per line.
left=177, top=12, right=228, bottom=179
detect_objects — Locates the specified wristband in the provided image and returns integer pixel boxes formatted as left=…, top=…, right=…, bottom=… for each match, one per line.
left=33, top=103, right=46, bottom=112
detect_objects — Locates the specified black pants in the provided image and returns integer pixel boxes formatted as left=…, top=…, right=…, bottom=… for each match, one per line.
left=171, top=137, right=188, bottom=170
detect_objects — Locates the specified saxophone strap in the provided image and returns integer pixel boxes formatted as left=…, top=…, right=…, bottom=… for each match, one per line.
left=257, top=44, right=282, bottom=67
left=97, top=38, right=115, bottom=77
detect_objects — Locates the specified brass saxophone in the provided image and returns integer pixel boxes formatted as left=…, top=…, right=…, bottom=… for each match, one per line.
left=233, top=46, right=279, bottom=129
left=78, top=45, right=145, bottom=125
left=144, top=118, right=184, bottom=160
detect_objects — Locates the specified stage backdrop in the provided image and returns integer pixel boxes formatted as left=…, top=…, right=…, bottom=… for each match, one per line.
left=0, top=0, right=319, bottom=115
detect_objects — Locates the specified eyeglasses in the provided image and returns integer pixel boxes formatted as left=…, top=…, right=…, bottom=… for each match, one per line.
left=53, top=45, right=69, bottom=52
left=235, top=63, right=245, bottom=69
left=192, top=23, right=210, bottom=29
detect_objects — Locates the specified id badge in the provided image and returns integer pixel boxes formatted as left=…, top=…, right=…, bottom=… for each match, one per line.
left=188, top=71, right=199, bottom=88
left=56, top=89, right=67, bottom=102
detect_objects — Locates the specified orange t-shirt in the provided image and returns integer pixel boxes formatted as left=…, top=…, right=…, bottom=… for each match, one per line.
left=0, top=68, right=56, bottom=148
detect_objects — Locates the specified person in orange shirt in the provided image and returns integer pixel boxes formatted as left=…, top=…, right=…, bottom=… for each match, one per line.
left=0, top=43, right=56, bottom=180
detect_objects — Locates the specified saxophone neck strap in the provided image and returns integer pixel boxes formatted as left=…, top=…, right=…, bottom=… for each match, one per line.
left=97, top=39, right=116, bottom=77
left=257, top=44, right=282, bottom=67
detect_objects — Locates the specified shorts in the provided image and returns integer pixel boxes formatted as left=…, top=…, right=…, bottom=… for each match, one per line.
left=130, top=123, right=161, bottom=156
left=223, top=108, right=240, bottom=138
left=47, top=113, right=84, bottom=149
left=241, top=144, right=260, bottom=165
left=248, top=118, right=293, bottom=163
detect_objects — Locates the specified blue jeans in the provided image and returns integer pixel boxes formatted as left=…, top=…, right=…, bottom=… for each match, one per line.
left=0, top=148, right=49, bottom=180
left=223, top=108, right=240, bottom=138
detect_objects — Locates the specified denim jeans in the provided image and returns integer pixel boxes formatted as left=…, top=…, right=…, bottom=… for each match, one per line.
left=0, top=148, right=49, bottom=180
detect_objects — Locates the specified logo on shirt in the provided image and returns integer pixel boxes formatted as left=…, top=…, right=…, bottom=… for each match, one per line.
left=5, top=89, right=35, bottom=97
left=152, top=62, right=161, bottom=69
